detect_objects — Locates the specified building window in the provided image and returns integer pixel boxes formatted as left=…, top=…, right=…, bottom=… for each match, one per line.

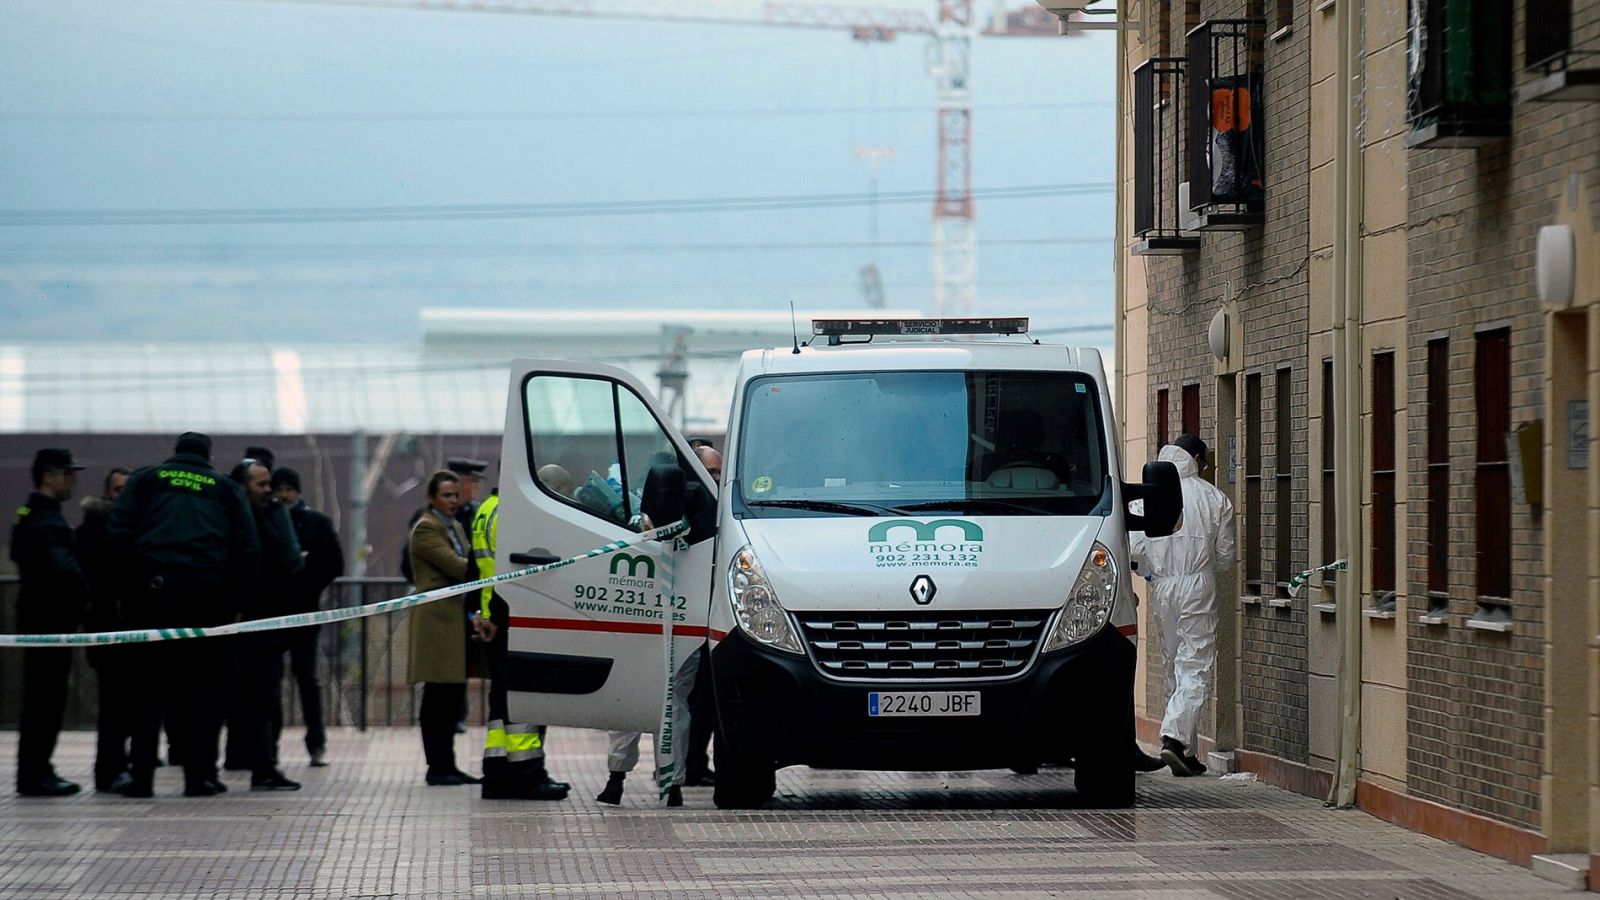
left=1245, top=372, right=1263, bottom=595
left=1524, top=0, right=1572, bottom=72
left=1275, top=0, right=1293, bottom=32
left=1371, top=353, right=1397, bottom=603
left=1181, top=383, right=1201, bottom=436
left=1157, top=387, right=1170, bottom=449
left=1405, top=0, right=1513, bottom=147
left=1275, top=368, right=1293, bottom=598
left=1321, top=360, right=1336, bottom=599
left=1474, top=329, right=1511, bottom=600
left=1426, top=339, right=1449, bottom=603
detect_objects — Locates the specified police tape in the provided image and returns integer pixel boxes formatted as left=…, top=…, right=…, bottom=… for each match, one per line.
left=1288, top=558, right=1347, bottom=593
left=0, top=519, right=690, bottom=648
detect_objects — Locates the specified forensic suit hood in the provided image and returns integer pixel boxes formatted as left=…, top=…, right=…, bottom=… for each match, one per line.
left=1129, top=443, right=1237, bottom=751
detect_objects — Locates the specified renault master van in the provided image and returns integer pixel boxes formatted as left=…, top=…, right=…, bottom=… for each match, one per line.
left=494, top=317, right=1180, bottom=809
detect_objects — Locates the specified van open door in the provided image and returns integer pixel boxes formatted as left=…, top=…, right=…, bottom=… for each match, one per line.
left=495, top=360, right=717, bottom=734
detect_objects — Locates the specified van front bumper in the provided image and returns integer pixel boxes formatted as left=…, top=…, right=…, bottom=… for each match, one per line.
left=709, top=622, right=1135, bottom=771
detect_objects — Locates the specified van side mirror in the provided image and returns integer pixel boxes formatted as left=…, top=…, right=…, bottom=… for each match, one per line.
left=1124, top=460, right=1182, bottom=538
left=640, top=463, right=718, bottom=544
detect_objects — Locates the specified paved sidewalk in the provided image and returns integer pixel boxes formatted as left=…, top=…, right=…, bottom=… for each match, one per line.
left=0, top=727, right=1579, bottom=898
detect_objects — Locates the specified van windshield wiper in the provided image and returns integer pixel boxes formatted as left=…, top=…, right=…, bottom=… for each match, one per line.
left=895, top=498, right=1045, bottom=515
left=745, top=499, right=906, bottom=517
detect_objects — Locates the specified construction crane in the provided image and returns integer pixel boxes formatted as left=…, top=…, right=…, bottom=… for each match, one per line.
left=251, top=0, right=1067, bottom=314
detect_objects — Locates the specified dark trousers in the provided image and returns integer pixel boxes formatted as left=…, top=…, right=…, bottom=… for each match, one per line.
left=91, top=648, right=137, bottom=788
left=223, top=644, right=247, bottom=768
left=240, top=633, right=285, bottom=777
left=419, top=682, right=466, bottom=774
left=17, top=647, right=72, bottom=786
left=277, top=625, right=325, bottom=755
left=685, top=644, right=713, bottom=780
left=130, top=638, right=225, bottom=790
left=483, top=611, right=547, bottom=774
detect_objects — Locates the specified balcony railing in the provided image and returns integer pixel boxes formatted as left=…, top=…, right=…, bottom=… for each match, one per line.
left=1186, top=18, right=1266, bottom=230
left=0, top=576, right=491, bottom=731
left=1131, top=56, right=1201, bottom=255
left=1517, top=0, right=1600, bottom=103
left=1406, top=0, right=1513, bottom=145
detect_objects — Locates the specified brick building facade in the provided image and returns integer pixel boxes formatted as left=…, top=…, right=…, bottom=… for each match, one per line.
left=1111, top=0, right=1600, bottom=885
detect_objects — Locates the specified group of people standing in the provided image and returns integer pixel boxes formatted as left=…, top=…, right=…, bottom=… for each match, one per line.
left=9, top=433, right=342, bottom=798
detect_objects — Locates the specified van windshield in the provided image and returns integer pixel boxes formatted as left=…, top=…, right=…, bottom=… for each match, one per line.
left=734, top=370, right=1109, bottom=518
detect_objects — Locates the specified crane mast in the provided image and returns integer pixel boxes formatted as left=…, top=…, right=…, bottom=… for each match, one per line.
left=252, top=0, right=1061, bottom=314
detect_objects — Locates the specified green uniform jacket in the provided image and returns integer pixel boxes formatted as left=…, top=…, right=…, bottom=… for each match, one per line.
left=406, top=509, right=487, bottom=685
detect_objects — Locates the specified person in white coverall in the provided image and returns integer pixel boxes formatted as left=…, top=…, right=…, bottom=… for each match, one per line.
left=596, top=657, right=699, bottom=807
left=1129, top=434, right=1236, bottom=777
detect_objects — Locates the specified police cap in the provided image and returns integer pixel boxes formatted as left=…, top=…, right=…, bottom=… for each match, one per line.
left=33, top=448, right=86, bottom=473
left=446, top=458, right=489, bottom=476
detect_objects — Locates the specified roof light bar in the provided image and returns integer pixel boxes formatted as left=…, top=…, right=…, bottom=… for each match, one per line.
left=811, top=317, right=1030, bottom=338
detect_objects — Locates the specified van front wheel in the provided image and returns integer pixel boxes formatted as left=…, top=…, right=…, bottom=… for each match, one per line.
left=712, top=750, right=776, bottom=809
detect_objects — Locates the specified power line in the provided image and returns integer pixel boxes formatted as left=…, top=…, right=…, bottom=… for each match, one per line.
left=0, top=182, right=1111, bottom=227
left=0, top=101, right=1111, bottom=124
left=0, top=277, right=1113, bottom=292
left=0, top=236, right=1109, bottom=260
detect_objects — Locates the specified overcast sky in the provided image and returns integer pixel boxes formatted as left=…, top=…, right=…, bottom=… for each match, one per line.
left=0, top=0, right=1115, bottom=343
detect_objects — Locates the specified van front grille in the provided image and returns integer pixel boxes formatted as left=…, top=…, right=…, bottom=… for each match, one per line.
left=795, top=609, right=1050, bottom=681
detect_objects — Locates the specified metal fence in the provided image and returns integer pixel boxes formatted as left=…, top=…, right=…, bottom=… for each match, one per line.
left=0, top=576, right=489, bottom=730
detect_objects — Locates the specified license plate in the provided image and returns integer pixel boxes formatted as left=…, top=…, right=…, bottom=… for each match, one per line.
left=867, top=691, right=981, bottom=717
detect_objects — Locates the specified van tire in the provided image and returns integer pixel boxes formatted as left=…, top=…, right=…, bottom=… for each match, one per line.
left=712, top=753, right=775, bottom=809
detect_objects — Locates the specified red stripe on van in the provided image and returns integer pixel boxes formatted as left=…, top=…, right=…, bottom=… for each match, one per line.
left=1117, top=623, right=1138, bottom=637
left=509, top=616, right=726, bottom=642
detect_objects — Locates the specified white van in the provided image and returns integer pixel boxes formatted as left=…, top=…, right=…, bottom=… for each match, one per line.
left=494, top=317, right=1180, bottom=809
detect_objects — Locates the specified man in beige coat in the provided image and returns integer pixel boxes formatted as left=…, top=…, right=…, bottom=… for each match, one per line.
left=408, top=470, right=488, bottom=786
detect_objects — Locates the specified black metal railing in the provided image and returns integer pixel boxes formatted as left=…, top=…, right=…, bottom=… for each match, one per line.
left=1406, top=0, right=1511, bottom=140
left=1132, top=56, right=1199, bottom=248
left=0, top=576, right=489, bottom=730
left=1524, top=0, right=1572, bottom=73
left=1186, top=18, right=1266, bottom=215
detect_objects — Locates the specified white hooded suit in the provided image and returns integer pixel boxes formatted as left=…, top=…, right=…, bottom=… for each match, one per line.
left=1129, top=443, right=1237, bottom=751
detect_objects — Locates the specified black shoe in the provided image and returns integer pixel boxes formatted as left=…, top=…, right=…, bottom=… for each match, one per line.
left=595, top=772, right=625, bottom=805
left=1160, top=737, right=1204, bottom=777
left=483, top=776, right=570, bottom=801
left=251, top=771, right=301, bottom=791
left=17, top=777, right=81, bottom=797
left=666, top=785, right=683, bottom=807
left=1133, top=747, right=1166, bottom=773
left=207, top=778, right=229, bottom=793
left=184, top=781, right=221, bottom=797
left=425, top=770, right=479, bottom=786
left=102, top=771, right=135, bottom=793
left=684, top=770, right=715, bottom=787
left=454, top=720, right=467, bottom=735
left=118, top=780, right=154, bottom=799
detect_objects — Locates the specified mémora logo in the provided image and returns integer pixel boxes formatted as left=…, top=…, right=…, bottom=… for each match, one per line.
left=607, top=552, right=657, bottom=585
left=866, top=519, right=985, bottom=554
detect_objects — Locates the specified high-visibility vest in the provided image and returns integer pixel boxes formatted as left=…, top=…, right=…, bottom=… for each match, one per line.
left=470, top=490, right=499, bottom=619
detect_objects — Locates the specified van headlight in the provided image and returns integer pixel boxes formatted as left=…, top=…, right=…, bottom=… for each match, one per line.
left=728, top=545, right=803, bottom=655
left=1042, top=541, right=1117, bottom=652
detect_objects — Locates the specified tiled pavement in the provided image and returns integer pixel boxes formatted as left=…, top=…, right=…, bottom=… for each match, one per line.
left=0, top=727, right=1580, bottom=899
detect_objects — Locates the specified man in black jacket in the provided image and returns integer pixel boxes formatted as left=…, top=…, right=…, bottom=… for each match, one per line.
left=10, top=448, right=90, bottom=796
left=230, top=459, right=304, bottom=791
left=77, top=467, right=133, bottom=792
left=271, top=466, right=344, bottom=767
left=108, top=432, right=260, bottom=798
